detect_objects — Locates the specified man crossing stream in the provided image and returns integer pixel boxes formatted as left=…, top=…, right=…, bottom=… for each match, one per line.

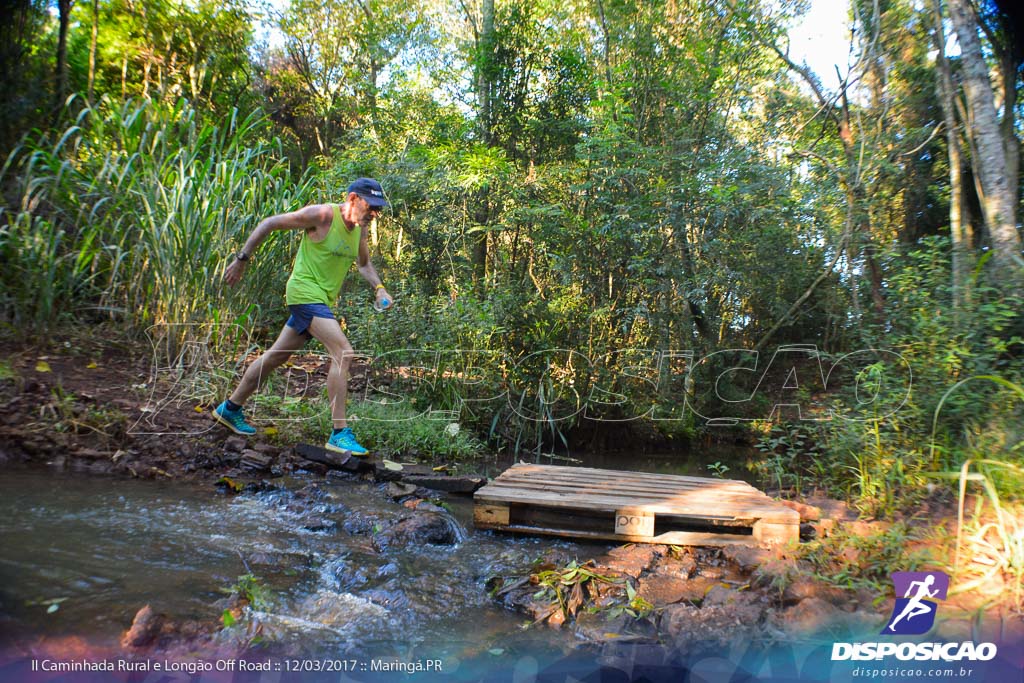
left=212, top=178, right=392, bottom=457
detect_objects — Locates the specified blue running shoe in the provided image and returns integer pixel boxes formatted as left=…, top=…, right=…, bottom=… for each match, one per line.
left=212, top=401, right=256, bottom=436
left=325, top=427, right=369, bottom=457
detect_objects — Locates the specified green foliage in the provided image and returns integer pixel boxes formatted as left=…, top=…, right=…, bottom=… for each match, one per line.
left=797, top=522, right=931, bottom=592
left=944, top=460, right=1024, bottom=609
left=347, top=399, right=486, bottom=460
left=3, top=0, right=1020, bottom=481
left=221, top=573, right=271, bottom=612
left=926, top=376, right=1024, bottom=607
left=29, top=384, right=127, bottom=445
left=764, top=239, right=1024, bottom=515
left=1, top=97, right=312, bottom=357
left=706, top=461, right=731, bottom=478
left=605, top=581, right=655, bottom=620
left=252, top=389, right=486, bottom=461
left=756, top=422, right=825, bottom=496
left=531, top=559, right=623, bottom=623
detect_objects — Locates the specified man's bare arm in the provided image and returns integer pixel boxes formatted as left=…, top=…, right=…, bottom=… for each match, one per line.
left=240, top=205, right=328, bottom=256
left=356, top=224, right=391, bottom=307
left=224, top=205, right=328, bottom=286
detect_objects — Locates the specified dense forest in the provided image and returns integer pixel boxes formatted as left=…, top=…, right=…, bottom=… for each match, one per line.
left=0, top=0, right=1022, bottom=524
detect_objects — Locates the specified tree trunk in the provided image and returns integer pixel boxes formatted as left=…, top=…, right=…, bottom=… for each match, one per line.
left=1000, top=47, right=1020, bottom=213
left=477, top=0, right=495, bottom=144
left=471, top=0, right=495, bottom=286
left=931, top=0, right=973, bottom=312
left=54, top=0, right=74, bottom=115
left=948, top=0, right=1024, bottom=285
left=88, top=0, right=98, bottom=102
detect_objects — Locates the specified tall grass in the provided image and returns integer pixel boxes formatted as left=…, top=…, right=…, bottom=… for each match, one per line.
left=1, top=96, right=313, bottom=358
left=928, top=375, right=1024, bottom=608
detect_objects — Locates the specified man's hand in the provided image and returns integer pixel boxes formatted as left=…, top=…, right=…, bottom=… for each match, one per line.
left=224, top=257, right=247, bottom=286
left=374, top=286, right=393, bottom=310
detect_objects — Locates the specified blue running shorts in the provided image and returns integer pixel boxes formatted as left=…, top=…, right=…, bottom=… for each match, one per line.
left=285, top=303, right=335, bottom=336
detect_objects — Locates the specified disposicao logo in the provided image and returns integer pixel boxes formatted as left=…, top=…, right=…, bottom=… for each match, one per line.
left=831, top=570, right=998, bottom=663
left=883, top=570, right=949, bottom=635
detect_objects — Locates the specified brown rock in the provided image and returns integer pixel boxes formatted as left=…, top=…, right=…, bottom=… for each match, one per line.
left=653, top=575, right=723, bottom=606
left=401, top=473, right=487, bottom=494
left=779, top=597, right=843, bottom=636
left=812, top=518, right=836, bottom=538
left=999, top=612, right=1024, bottom=644
left=597, top=544, right=665, bottom=578
left=721, top=545, right=772, bottom=572
left=660, top=601, right=760, bottom=651
left=699, top=566, right=724, bottom=580
left=842, top=520, right=892, bottom=538
left=224, top=436, right=246, bottom=453
left=386, top=482, right=419, bottom=499
left=935, top=618, right=973, bottom=642
left=703, top=585, right=766, bottom=623
left=805, top=496, right=857, bottom=522
left=296, top=443, right=374, bottom=473
left=654, top=550, right=697, bottom=579
left=240, top=449, right=273, bottom=471
left=637, top=574, right=700, bottom=607
left=121, top=605, right=164, bottom=648
left=372, top=512, right=461, bottom=550
left=779, top=500, right=821, bottom=521
left=574, top=612, right=646, bottom=644
left=782, top=578, right=850, bottom=606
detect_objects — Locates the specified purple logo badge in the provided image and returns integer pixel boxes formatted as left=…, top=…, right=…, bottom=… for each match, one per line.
left=883, top=571, right=950, bottom=635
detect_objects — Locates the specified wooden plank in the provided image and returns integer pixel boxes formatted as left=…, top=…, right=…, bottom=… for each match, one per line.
left=473, top=463, right=800, bottom=547
left=495, top=473, right=766, bottom=499
left=478, top=478, right=778, bottom=508
left=501, top=465, right=758, bottom=489
left=475, top=522, right=758, bottom=547
left=753, top=519, right=799, bottom=545
left=476, top=484, right=794, bottom=521
left=504, top=463, right=756, bottom=489
left=492, top=501, right=756, bottom=532
left=502, top=466, right=760, bottom=493
left=614, top=507, right=654, bottom=537
left=473, top=503, right=510, bottom=526
left=475, top=491, right=783, bottom=523
left=481, top=469, right=778, bottom=501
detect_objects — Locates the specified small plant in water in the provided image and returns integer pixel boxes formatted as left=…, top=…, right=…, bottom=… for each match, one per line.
left=222, top=573, right=271, bottom=611
left=531, top=559, right=654, bottom=624
left=531, top=560, right=618, bottom=622
left=604, top=581, right=655, bottom=620
left=707, top=461, right=730, bottom=478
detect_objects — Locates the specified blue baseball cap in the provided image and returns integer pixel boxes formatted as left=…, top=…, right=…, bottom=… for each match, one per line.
left=347, top=177, right=388, bottom=208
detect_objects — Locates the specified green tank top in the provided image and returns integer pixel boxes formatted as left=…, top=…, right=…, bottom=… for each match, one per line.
left=285, top=205, right=361, bottom=305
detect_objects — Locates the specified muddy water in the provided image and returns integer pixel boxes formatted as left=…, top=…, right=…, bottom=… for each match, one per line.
left=0, top=468, right=602, bottom=666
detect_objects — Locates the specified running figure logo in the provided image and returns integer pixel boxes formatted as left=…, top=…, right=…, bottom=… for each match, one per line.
left=883, top=571, right=950, bottom=635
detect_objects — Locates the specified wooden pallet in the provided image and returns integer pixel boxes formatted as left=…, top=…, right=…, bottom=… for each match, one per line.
left=473, top=463, right=799, bottom=547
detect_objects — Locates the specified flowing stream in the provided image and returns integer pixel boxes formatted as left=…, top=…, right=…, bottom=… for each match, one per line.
left=0, top=467, right=604, bottom=669
left=0, top=447, right=758, bottom=672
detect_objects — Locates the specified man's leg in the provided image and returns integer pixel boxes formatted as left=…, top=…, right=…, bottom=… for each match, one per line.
left=307, top=316, right=354, bottom=428
left=230, top=323, right=308, bottom=405
left=308, top=316, right=368, bottom=455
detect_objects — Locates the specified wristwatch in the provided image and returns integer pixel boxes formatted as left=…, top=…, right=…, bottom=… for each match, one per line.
left=235, top=250, right=249, bottom=262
